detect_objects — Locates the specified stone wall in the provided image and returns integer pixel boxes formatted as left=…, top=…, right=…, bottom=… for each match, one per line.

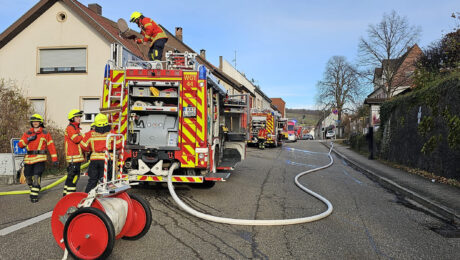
left=379, top=77, right=460, bottom=179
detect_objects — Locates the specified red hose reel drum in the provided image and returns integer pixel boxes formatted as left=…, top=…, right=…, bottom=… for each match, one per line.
left=51, top=191, right=151, bottom=259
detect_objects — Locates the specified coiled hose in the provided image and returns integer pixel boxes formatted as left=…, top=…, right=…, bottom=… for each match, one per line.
left=167, top=144, right=334, bottom=225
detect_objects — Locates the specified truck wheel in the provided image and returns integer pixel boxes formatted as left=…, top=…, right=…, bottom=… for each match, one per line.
left=122, top=193, right=152, bottom=241
left=64, top=207, right=115, bottom=260
left=195, top=180, right=216, bottom=189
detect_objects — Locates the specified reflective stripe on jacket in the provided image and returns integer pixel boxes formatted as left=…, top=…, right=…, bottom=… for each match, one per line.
left=139, top=17, right=167, bottom=46
left=80, top=130, right=122, bottom=161
left=257, top=128, right=268, bottom=139
left=65, top=122, right=84, bottom=163
left=18, top=127, right=58, bottom=164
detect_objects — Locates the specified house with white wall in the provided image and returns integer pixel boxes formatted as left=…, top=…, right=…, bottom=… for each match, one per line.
left=219, top=57, right=272, bottom=110
left=0, top=0, right=146, bottom=130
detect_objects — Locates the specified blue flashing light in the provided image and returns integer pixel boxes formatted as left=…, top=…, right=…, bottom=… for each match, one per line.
left=104, top=64, right=110, bottom=78
left=199, top=65, right=206, bottom=80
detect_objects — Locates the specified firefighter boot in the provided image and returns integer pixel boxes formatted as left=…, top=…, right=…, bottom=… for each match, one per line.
left=63, top=163, right=80, bottom=196
left=30, top=175, right=41, bottom=203
left=26, top=176, right=33, bottom=190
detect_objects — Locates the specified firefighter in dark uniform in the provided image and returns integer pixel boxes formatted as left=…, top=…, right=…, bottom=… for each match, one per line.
left=130, top=11, right=168, bottom=61
left=80, top=114, right=122, bottom=193
left=63, top=109, right=84, bottom=196
left=18, top=114, right=58, bottom=203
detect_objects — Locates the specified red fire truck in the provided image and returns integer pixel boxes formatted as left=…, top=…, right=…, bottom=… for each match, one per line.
left=100, top=51, right=249, bottom=188
left=248, top=109, right=282, bottom=147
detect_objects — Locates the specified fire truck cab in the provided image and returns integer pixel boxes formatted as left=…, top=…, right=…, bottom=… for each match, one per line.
left=101, top=51, right=248, bottom=187
left=287, top=120, right=297, bottom=142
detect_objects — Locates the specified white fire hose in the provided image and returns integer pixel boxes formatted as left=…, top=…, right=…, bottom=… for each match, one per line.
left=167, top=143, right=334, bottom=225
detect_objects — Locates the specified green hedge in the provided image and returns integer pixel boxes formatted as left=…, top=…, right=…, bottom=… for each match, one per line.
left=379, top=74, right=460, bottom=179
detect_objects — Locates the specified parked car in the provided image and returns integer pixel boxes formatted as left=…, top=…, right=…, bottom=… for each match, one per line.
left=326, top=130, right=335, bottom=139
left=288, top=133, right=297, bottom=142
left=301, top=134, right=314, bottom=140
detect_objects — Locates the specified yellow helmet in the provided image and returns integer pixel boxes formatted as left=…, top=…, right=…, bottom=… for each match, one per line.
left=29, top=114, right=44, bottom=123
left=68, top=109, right=84, bottom=120
left=94, top=113, right=109, bottom=127
left=130, top=11, right=142, bottom=22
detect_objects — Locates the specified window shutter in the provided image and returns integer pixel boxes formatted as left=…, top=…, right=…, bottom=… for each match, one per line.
left=39, top=48, right=86, bottom=71
left=83, top=98, right=100, bottom=114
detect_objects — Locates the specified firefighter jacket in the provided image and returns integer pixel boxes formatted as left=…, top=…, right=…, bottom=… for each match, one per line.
left=257, top=128, right=268, bottom=139
left=80, top=130, right=122, bottom=161
left=65, top=122, right=84, bottom=163
left=136, top=17, right=167, bottom=46
left=18, top=127, right=58, bottom=164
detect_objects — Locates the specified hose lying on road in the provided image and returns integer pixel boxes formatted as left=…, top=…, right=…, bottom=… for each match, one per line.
left=167, top=143, right=334, bottom=226
left=0, top=162, right=89, bottom=196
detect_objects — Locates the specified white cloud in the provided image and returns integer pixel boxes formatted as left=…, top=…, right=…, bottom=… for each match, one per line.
left=287, top=104, right=319, bottom=110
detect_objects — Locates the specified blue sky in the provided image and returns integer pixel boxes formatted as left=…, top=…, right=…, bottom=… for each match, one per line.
left=0, top=0, right=458, bottom=109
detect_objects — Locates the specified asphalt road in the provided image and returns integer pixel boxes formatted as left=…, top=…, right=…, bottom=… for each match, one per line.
left=0, top=141, right=459, bottom=259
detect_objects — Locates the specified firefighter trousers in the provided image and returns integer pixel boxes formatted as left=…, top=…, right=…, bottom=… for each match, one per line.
left=148, top=38, right=168, bottom=61
left=24, top=162, right=45, bottom=201
left=63, top=162, right=81, bottom=196
left=85, top=160, right=112, bottom=193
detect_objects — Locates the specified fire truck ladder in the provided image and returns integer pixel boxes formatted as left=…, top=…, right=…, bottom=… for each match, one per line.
left=100, top=77, right=126, bottom=134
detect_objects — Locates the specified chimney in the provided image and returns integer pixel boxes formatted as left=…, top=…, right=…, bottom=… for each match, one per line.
left=175, top=27, right=183, bottom=41
left=200, top=49, right=206, bottom=59
left=219, top=56, right=223, bottom=70
left=88, top=3, right=102, bottom=15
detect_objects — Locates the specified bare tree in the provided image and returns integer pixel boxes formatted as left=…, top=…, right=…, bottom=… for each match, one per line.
left=359, top=10, right=421, bottom=98
left=316, top=56, right=364, bottom=128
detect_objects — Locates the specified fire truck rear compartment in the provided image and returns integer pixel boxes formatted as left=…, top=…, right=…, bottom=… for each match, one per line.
left=129, top=114, right=178, bottom=149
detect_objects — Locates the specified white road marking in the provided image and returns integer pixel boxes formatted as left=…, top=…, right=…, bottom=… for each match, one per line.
left=0, top=211, right=52, bottom=236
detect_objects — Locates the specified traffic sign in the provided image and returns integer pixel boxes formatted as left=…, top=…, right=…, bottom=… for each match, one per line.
left=11, top=139, right=27, bottom=155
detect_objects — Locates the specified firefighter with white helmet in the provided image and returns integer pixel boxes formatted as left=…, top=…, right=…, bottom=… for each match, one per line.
left=63, top=109, right=84, bottom=196
left=18, top=114, right=58, bottom=202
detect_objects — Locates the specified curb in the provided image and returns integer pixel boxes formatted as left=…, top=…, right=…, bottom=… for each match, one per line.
left=320, top=141, right=459, bottom=225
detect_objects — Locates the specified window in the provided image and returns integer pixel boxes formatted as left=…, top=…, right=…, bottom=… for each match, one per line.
left=29, top=98, right=46, bottom=118
left=81, top=98, right=100, bottom=122
left=39, top=48, right=86, bottom=74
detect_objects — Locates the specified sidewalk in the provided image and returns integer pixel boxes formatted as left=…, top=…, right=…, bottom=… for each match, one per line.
left=321, top=141, right=460, bottom=224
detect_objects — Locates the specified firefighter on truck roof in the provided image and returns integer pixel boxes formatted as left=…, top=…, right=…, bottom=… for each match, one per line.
left=18, top=114, right=58, bottom=203
left=63, top=109, right=84, bottom=196
left=130, top=11, right=168, bottom=61
left=80, top=113, right=122, bottom=193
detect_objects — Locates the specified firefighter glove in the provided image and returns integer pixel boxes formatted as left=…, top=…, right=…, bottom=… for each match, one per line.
left=27, top=135, right=37, bottom=142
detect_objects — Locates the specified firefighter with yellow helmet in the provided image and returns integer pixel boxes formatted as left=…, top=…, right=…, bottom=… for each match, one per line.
left=129, top=11, right=168, bottom=61
left=80, top=113, right=122, bottom=193
left=18, top=114, right=58, bottom=203
left=63, top=109, right=84, bottom=196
